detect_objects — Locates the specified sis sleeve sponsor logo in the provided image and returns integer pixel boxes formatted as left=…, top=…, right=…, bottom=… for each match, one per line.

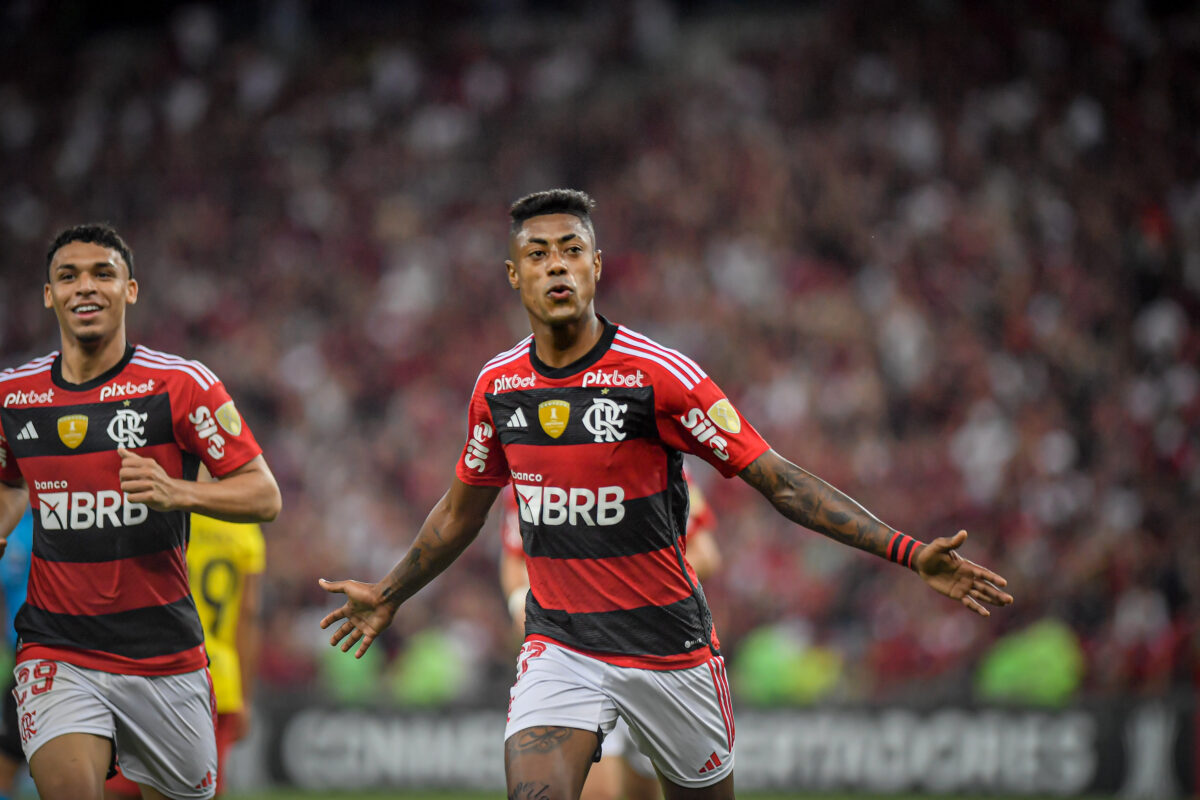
left=464, top=421, right=494, bottom=472
left=189, top=405, right=227, bottom=459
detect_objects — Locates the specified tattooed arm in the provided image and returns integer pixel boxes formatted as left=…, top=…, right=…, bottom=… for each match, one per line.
left=320, top=478, right=501, bottom=657
left=740, top=449, right=1013, bottom=616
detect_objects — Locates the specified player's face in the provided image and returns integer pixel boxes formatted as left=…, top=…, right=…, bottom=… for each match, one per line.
left=44, top=241, right=138, bottom=345
left=506, top=214, right=602, bottom=327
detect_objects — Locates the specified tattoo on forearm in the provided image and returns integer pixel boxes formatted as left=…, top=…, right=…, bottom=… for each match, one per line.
left=377, top=517, right=479, bottom=606
left=509, top=727, right=574, bottom=754
left=509, top=782, right=552, bottom=800
left=743, top=455, right=892, bottom=556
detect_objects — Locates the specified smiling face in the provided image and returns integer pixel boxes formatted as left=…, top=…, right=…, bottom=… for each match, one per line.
left=506, top=213, right=602, bottom=330
left=44, top=240, right=138, bottom=348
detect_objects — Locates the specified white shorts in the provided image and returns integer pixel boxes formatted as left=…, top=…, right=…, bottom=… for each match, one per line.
left=506, top=640, right=735, bottom=789
left=13, top=660, right=218, bottom=800
left=603, top=717, right=655, bottom=779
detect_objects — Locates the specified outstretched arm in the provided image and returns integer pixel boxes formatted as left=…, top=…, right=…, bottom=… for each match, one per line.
left=320, top=478, right=501, bottom=657
left=739, top=449, right=1012, bottom=616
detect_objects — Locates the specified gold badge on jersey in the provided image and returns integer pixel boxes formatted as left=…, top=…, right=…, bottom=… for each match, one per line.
left=706, top=398, right=741, bottom=434
left=215, top=400, right=243, bottom=436
left=57, top=414, right=89, bottom=449
left=538, top=400, right=570, bottom=438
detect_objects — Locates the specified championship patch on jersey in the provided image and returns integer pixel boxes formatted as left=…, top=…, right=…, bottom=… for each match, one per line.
left=538, top=400, right=570, bottom=438
left=706, top=399, right=741, bottom=434
left=215, top=401, right=243, bottom=436
left=57, top=414, right=88, bottom=449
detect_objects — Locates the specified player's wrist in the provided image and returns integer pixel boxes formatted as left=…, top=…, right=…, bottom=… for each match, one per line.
left=884, top=531, right=925, bottom=571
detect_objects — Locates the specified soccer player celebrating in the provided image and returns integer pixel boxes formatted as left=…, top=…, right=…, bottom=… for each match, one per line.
left=0, top=224, right=281, bottom=800
left=320, top=190, right=1012, bottom=800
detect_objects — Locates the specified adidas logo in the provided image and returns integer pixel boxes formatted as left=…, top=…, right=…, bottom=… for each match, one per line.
left=506, top=408, right=528, bottom=428
left=194, top=770, right=215, bottom=790
left=15, top=421, right=37, bottom=441
left=698, top=751, right=723, bottom=775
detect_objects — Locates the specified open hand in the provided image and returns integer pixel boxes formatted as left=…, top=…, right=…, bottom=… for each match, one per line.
left=913, top=530, right=1013, bottom=617
left=319, top=578, right=398, bottom=658
left=118, top=446, right=179, bottom=511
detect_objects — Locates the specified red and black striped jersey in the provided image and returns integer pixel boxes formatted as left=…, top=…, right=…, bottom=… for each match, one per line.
left=0, top=344, right=262, bottom=676
left=458, top=319, right=769, bottom=669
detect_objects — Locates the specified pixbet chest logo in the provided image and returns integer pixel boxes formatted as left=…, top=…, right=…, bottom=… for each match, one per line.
left=99, top=378, right=155, bottom=402
left=3, top=388, right=53, bottom=407
left=581, top=369, right=645, bottom=389
left=493, top=373, right=537, bottom=393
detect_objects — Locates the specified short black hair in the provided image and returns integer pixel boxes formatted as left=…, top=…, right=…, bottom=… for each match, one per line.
left=45, top=223, right=135, bottom=281
left=509, top=189, right=596, bottom=240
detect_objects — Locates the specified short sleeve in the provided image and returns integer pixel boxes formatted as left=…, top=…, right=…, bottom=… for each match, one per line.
left=656, top=374, right=770, bottom=478
left=455, top=379, right=509, bottom=486
left=176, top=377, right=263, bottom=478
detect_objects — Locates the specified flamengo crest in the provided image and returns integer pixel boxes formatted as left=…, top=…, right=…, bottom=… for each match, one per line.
left=107, top=408, right=148, bottom=448
left=582, top=398, right=627, bottom=443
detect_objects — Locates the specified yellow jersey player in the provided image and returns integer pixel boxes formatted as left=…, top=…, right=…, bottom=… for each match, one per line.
left=187, top=513, right=265, bottom=795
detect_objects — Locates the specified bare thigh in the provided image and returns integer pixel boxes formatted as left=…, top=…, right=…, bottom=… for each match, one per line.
left=579, top=754, right=623, bottom=800
left=659, top=771, right=735, bottom=800
left=622, top=760, right=663, bottom=800
left=506, top=725, right=600, bottom=800
left=29, top=731, right=112, bottom=800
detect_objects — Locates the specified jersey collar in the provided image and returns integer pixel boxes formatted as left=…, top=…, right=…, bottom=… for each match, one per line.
left=528, top=316, right=618, bottom=379
left=51, top=343, right=135, bottom=392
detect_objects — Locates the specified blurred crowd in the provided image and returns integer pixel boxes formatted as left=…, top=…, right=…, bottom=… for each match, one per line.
left=0, top=0, right=1197, bottom=707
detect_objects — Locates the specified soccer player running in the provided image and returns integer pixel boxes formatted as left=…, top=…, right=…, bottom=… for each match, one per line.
left=499, top=472, right=720, bottom=800
left=0, top=224, right=281, bottom=800
left=320, top=189, right=1013, bottom=800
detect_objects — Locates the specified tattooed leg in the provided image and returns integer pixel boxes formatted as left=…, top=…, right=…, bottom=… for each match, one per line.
left=505, top=726, right=598, bottom=800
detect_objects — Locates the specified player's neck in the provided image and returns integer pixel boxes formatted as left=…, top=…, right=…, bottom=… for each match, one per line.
left=58, top=329, right=129, bottom=384
left=531, top=313, right=604, bottom=369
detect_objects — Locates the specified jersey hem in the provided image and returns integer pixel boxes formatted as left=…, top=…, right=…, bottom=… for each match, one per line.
left=525, top=634, right=716, bottom=671
left=16, top=643, right=209, bottom=676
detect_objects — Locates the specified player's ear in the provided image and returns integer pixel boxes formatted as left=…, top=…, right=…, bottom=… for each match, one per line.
left=43, top=283, right=53, bottom=309
left=505, top=259, right=519, bottom=290
left=126, top=278, right=139, bottom=305
left=593, top=249, right=602, bottom=282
